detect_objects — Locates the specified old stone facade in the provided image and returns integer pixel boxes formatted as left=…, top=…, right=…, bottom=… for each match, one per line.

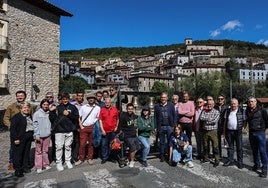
left=0, top=0, right=72, bottom=109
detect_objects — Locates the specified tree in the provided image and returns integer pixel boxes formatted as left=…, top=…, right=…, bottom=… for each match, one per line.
left=59, top=75, right=90, bottom=94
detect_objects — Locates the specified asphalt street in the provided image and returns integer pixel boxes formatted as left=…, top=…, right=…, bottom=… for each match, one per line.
left=1, top=130, right=268, bottom=188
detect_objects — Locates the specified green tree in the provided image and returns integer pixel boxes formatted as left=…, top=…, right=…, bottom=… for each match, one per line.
left=59, top=75, right=90, bottom=94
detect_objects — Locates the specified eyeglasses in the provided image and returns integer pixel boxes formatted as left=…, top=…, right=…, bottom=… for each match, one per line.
left=218, top=98, right=224, bottom=100
left=172, top=98, right=178, bottom=100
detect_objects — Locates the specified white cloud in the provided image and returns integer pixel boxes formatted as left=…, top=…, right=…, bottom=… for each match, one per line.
left=255, top=24, right=263, bottom=30
left=257, top=39, right=268, bottom=46
left=221, top=20, right=242, bottom=31
left=210, top=29, right=221, bottom=37
left=210, top=20, right=243, bottom=38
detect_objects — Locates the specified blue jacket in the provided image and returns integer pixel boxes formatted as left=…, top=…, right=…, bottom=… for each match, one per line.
left=154, top=102, right=176, bottom=130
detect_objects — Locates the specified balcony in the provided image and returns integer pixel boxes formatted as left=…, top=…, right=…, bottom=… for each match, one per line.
left=0, top=73, right=9, bottom=88
left=0, top=35, right=10, bottom=51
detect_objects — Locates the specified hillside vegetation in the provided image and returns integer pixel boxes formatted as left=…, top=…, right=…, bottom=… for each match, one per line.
left=60, top=39, right=268, bottom=61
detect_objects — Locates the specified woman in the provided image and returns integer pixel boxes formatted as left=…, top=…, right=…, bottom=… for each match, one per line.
left=137, top=106, right=154, bottom=167
left=10, top=102, right=34, bottom=177
left=168, top=124, right=194, bottom=168
left=33, top=99, right=52, bottom=173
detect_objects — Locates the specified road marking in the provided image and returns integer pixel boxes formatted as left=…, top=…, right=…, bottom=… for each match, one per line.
left=24, top=179, right=57, bottom=188
left=84, top=169, right=121, bottom=188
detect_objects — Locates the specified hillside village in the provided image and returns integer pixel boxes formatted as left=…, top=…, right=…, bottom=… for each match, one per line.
left=61, top=38, right=268, bottom=93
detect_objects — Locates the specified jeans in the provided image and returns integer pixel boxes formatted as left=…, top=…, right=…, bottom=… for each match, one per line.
left=138, top=136, right=150, bottom=161
left=101, top=132, right=115, bottom=160
left=55, top=132, right=73, bottom=164
left=249, top=132, right=268, bottom=172
left=158, top=126, right=173, bottom=156
left=172, top=145, right=193, bottom=163
left=35, top=136, right=50, bottom=170
left=226, top=130, right=243, bottom=164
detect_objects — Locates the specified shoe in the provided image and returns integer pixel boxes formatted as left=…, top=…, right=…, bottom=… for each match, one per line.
left=101, top=159, right=107, bottom=164
left=36, top=169, right=42, bottom=174
left=186, top=161, right=194, bottom=168
left=87, top=159, right=93, bottom=165
left=201, top=158, right=210, bottom=163
left=140, top=160, right=148, bottom=167
left=223, top=161, right=233, bottom=167
left=252, top=165, right=261, bottom=172
left=213, top=161, right=220, bottom=167
left=8, top=163, right=14, bottom=171
left=15, top=171, right=24, bottom=177
left=23, top=168, right=31, bottom=173
left=237, top=163, right=243, bottom=169
left=128, top=161, right=135, bottom=168
left=66, top=161, right=73, bottom=169
left=259, top=171, right=267, bottom=178
left=75, top=160, right=83, bottom=166
left=56, top=163, right=64, bottom=171
left=160, top=155, right=165, bottom=162
left=45, top=166, right=51, bottom=170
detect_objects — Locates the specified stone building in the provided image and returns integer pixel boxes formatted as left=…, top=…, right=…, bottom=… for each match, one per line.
left=0, top=0, right=72, bottom=109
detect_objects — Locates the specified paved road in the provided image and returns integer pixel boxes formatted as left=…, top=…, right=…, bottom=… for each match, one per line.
left=1, top=131, right=268, bottom=188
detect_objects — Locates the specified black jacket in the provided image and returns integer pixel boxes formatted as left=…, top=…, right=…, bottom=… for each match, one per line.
left=118, top=112, right=138, bottom=139
left=49, top=103, right=79, bottom=133
left=246, top=107, right=268, bottom=133
left=10, top=112, right=33, bottom=141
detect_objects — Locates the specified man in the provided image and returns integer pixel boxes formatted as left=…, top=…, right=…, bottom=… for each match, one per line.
left=75, top=94, right=100, bottom=166
left=49, top=93, right=79, bottom=171
left=95, top=91, right=105, bottom=108
left=214, top=94, right=228, bottom=158
left=193, top=98, right=206, bottom=160
left=223, top=98, right=246, bottom=169
left=246, top=97, right=268, bottom=178
left=155, top=92, right=176, bottom=162
left=118, top=103, right=140, bottom=168
left=70, top=92, right=84, bottom=163
left=178, top=91, right=195, bottom=145
left=200, top=99, right=220, bottom=167
left=3, top=90, right=34, bottom=171
left=99, top=98, right=119, bottom=164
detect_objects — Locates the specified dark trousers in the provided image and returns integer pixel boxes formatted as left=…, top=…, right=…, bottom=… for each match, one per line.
left=249, top=132, right=268, bottom=172
left=13, top=131, right=33, bottom=173
left=79, top=126, right=94, bottom=160
left=217, top=129, right=223, bottom=158
left=158, top=126, right=173, bottom=156
left=71, top=130, right=80, bottom=162
left=226, top=129, right=243, bottom=164
left=51, top=134, right=56, bottom=162
left=101, top=132, right=115, bottom=160
left=180, top=122, right=193, bottom=145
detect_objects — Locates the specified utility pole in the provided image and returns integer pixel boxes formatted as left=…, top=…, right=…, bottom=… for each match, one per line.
left=248, top=47, right=255, bottom=97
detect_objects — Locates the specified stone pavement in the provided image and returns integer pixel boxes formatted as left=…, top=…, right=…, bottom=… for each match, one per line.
left=0, top=131, right=10, bottom=171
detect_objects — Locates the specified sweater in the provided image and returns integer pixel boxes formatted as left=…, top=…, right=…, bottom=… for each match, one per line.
left=137, top=116, right=154, bottom=138
left=33, top=108, right=51, bottom=138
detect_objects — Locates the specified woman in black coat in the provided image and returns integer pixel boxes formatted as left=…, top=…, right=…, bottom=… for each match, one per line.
left=10, top=102, right=34, bottom=177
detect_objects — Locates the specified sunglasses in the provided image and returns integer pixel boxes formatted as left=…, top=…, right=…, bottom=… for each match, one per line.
left=218, top=98, right=224, bottom=100
left=46, top=96, right=53, bottom=98
left=197, top=101, right=203, bottom=104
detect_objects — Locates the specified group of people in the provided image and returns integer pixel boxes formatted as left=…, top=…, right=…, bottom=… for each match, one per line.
left=3, top=88, right=268, bottom=178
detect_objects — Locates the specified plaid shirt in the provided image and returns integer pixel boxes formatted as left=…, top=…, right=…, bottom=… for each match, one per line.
left=200, top=108, right=220, bottom=131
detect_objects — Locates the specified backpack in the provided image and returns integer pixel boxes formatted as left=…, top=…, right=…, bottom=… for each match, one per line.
left=110, top=137, right=121, bottom=150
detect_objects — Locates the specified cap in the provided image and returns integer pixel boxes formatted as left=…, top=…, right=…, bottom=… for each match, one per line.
left=87, top=94, right=96, bottom=99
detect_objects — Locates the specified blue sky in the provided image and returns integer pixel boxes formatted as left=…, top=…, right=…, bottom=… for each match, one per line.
left=48, top=0, right=268, bottom=50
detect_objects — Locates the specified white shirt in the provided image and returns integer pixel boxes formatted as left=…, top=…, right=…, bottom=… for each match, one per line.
left=226, top=109, right=238, bottom=130
left=79, top=104, right=100, bottom=126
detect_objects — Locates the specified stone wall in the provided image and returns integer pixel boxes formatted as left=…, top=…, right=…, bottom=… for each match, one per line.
left=0, top=0, right=60, bottom=109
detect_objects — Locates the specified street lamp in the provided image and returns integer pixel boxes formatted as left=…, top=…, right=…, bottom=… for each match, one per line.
left=225, top=62, right=235, bottom=99
left=29, top=64, right=36, bottom=102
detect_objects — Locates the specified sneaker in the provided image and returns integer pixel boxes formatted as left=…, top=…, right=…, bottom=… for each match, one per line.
left=128, top=161, right=135, bottom=168
left=140, top=160, right=148, bottom=167
left=8, top=163, right=14, bottom=171
left=36, top=169, right=43, bottom=174
left=87, top=159, right=93, bottom=165
left=186, top=161, right=194, bottom=168
left=66, top=161, right=73, bottom=169
left=56, top=163, right=64, bottom=171
left=259, top=171, right=267, bottom=178
left=45, top=166, right=51, bottom=170
left=75, top=160, right=83, bottom=166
